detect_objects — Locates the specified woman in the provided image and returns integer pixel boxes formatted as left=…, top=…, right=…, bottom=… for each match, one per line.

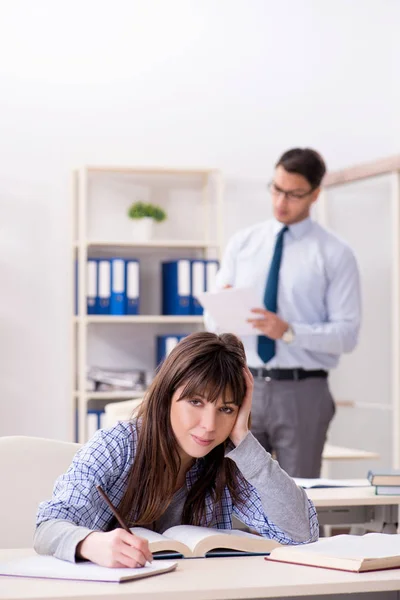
left=35, top=332, right=318, bottom=567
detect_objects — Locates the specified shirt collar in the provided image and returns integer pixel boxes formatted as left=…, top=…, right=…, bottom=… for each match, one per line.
left=272, top=216, right=313, bottom=240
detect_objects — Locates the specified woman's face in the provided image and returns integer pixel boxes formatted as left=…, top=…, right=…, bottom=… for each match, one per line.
left=170, top=385, right=239, bottom=463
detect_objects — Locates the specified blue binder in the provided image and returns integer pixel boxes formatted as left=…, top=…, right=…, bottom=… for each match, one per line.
left=86, top=259, right=97, bottom=315
left=110, top=258, right=126, bottom=315
left=205, top=259, right=220, bottom=292
left=162, top=260, right=191, bottom=315
left=125, top=259, right=140, bottom=315
left=74, top=408, right=104, bottom=442
left=87, top=409, right=103, bottom=439
left=156, top=335, right=188, bottom=366
left=190, top=260, right=205, bottom=315
left=96, top=259, right=111, bottom=314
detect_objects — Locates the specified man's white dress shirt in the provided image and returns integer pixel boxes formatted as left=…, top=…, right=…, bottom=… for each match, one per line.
left=205, top=217, right=361, bottom=370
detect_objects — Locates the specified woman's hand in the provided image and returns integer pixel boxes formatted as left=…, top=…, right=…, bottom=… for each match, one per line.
left=229, top=366, right=254, bottom=447
left=77, top=529, right=153, bottom=568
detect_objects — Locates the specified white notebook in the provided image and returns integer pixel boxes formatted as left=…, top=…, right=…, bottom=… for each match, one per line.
left=0, top=555, right=177, bottom=584
left=197, top=287, right=263, bottom=335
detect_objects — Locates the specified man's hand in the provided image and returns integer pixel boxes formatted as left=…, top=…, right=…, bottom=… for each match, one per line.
left=248, top=308, right=289, bottom=340
left=229, top=366, right=253, bottom=447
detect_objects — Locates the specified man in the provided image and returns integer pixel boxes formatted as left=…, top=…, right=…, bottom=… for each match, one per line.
left=207, top=148, right=361, bottom=478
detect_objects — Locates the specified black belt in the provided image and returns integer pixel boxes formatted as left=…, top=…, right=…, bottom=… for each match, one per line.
left=249, top=367, right=328, bottom=381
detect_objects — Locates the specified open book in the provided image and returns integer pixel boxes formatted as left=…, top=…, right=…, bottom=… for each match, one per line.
left=0, top=555, right=177, bottom=583
left=266, top=533, right=400, bottom=573
left=131, top=525, right=281, bottom=558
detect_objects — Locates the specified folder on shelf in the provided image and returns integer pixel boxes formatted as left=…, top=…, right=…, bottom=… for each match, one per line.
left=87, top=409, right=103, bottom=440
left=162, top=260, right=191, bottom=315
left=156, top=335, right=188, bottom=366
left=86, top=408, right=107, bottom=439
left=205, top=259, right=219, bottom=292
left=191, top=260, right=205, bottom=315
left=96, top=259, right=111, bottom=314
left=86, top=259, right=97, bottom=315
left=125, top=259, right=140, bottom=315
left=110, top=258, right=126, bottom=315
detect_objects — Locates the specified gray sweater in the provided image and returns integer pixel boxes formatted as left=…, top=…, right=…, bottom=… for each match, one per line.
left=34, top=432, right=317, bottom=562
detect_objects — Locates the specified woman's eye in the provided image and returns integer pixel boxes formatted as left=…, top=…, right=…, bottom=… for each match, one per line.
left=220, top=406, right=234, bottom=414
left=189, top=399, right=202, bottom=407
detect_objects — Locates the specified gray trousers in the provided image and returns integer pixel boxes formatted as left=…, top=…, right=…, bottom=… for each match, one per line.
left=251, top=376, right=336, bottom=478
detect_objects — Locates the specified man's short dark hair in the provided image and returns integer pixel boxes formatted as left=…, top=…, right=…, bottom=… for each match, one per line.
left=276, top=148, right=326, bottom=189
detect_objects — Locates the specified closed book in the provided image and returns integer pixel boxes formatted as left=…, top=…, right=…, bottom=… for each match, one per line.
left=130, top=525, right=281, bottom=558
left=375, top=485, right=400, bottom=495
left=367, top=470, right=400, bottom=486
left=110, top=258, right=126, bottom=315
left=162, top=260, right=191, bottom=315
left=267, top=533, right=400, bottom=573
left=0, top=555, right=177, bottom=583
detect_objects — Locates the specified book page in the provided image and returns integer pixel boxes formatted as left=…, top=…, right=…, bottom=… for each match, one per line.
left=131, top=526, right=190, bottom=557
left=197, top=287, right=263, bottom=335
left=0, top=555, right=177, bottom=583
left=294, top=477, right=370, bottom=488
left=163, top=525, right=269, bottom=554
left=130, top=527, right=169, bottom=544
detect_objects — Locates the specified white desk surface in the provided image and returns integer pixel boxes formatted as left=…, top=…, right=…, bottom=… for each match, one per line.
left=307, top=484, right=400, bottom=507
left=322, top=445, right=379, bottom=461
left=1, top=549, right=400, bottom=600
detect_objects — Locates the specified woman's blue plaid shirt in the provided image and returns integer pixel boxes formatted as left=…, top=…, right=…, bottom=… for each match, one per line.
left=37, top=421, right=318, bottom=544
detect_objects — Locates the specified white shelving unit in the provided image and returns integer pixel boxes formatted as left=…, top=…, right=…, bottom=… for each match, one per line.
left=71, top=166, right=223, bottom=443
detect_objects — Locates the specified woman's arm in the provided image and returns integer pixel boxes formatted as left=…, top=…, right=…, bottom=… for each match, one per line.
left=226, top=432, right=318, bottom=544
left=226, top=367, right=318, bottom=544
left=35, top=422, right=152, bottom=566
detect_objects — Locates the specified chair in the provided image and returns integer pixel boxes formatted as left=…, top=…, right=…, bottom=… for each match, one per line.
left=102, top=398, right=143, bottom=429
left=0, top=436, right=81, bottom=548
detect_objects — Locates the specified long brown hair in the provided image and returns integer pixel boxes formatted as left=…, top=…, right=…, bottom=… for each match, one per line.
left=117, top=332, right=248, bottom=527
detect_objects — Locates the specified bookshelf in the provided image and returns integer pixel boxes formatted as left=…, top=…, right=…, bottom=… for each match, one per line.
left=71, top=166, right=223, bottom=443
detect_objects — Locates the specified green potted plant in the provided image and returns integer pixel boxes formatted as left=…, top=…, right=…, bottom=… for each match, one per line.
left=127, top=202, right=167, bottom=241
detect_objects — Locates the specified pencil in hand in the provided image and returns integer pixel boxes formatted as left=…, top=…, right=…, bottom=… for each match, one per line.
left=96, top=485, right=131, bottom=534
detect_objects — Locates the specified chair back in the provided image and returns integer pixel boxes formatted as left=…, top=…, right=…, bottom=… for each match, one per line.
left=0, top=436, right=80, bottom=548
left=102, top=398, right=143, bottom=429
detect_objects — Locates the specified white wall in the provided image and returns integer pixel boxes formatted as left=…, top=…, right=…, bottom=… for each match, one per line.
left=0, top=0, right=399, bottom=440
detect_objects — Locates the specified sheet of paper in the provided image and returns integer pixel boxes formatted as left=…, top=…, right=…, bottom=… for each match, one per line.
left=0, top=555, right=177, bottom=583
left=197, top=287, right=264, bottom=335
left=294, top=477, right=371, bottom=488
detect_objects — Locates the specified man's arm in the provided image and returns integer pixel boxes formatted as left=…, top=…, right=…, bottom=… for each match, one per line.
left=290, top=246, right=361, bottom=354
left=249, top=246, right=361, bottom=355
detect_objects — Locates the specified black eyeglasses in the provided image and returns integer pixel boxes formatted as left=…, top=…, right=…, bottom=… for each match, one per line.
left=268, top=181, right=315, bottom=202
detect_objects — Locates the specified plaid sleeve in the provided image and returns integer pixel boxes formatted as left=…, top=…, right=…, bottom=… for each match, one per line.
left=36, top=423, right=133, bottom=530
left=233, top=474, right=319, bottom=545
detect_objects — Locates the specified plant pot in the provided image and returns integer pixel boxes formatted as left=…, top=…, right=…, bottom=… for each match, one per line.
left=131, top=217, right=154, bottom=241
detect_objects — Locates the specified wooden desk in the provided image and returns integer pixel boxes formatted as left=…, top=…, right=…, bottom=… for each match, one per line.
left=322, top=446, right=379, bottom=461
left=321, top=445, right=380, bottom=478
left=307, top=484, right=400, bottom=533
left=1, top=549, right=400, bottom=600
